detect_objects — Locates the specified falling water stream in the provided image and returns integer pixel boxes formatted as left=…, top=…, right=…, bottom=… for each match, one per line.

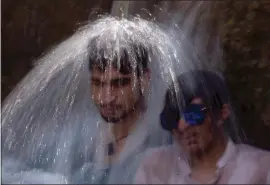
left=1, top=1, right=244, bottom=184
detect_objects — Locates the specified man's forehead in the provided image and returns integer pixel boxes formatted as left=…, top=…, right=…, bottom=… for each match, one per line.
left=190, top=97, right=204, bottom=104
left=91, top=67, right=134, bottom=80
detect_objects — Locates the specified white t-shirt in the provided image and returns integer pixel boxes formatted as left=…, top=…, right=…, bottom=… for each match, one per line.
left=134, top=140, right=270, bottom=184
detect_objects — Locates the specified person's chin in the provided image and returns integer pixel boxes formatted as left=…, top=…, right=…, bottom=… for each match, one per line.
left=102, top=115, right=121, bottom=123
left=187, top=144, right=201, bottom=154
left=182, top=141, right=201, bottom=154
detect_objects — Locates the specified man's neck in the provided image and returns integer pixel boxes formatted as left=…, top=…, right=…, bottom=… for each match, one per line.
left=111, top=109, right=141, bottom=140
left=190, top=137, right=227, bottom=169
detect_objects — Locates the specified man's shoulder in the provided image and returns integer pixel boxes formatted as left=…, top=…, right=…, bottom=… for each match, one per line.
left=236, top=143, right=270, bottom=163
left=237, top=143, right=269, bottom=154
left=144, top=144, right=176, bottom=155
left=141, top=144, right=176, bottom=164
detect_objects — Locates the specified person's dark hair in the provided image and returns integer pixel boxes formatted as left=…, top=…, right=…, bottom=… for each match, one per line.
left=160, top=70, right=230, bottom=131
left=88, top=38, right=149, bottom=77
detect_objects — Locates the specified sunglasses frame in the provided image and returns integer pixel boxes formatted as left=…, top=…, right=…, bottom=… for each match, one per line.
left=182, top=104, right=209, bottom=126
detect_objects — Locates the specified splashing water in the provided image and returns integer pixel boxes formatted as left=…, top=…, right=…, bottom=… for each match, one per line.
left=112, top=1, right=225, bottom=71
left=113, top=0, right=244, bottom=143
left=1, top=2, right=244, bottom=184
left=1, top=14, right=196, bottom=184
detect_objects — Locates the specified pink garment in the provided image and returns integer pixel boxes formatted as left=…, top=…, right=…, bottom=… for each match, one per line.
left=134, top=140, right=270, bottom=184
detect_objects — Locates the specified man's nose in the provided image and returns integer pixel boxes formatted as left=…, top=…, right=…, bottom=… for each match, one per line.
left=99, top=86, right=116, bottom=104
left=178, top=118, right=190, bottom=132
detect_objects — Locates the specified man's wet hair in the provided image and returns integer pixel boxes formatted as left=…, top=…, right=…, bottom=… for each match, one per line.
left=88, top=38, right=149, bottom=77
left=160, top=70, right=230, bottom=131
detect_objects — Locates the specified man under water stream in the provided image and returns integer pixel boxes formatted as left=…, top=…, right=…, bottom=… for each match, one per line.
left=70, top=40, right=171, bottom=183
left=134, top=70, right=270, bottom=184
left=2, top=17, right=173, bottom=184
left=89, top=44, right=150, bottom=161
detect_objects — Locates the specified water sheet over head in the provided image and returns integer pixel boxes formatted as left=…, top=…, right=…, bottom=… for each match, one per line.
left=1, top=15, right=194, bottom=183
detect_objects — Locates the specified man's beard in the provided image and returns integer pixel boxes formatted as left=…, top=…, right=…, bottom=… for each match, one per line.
left=101, top=105, right=135, bottom=123
left=101, top=114, right=125, bottom=123
left=101, top=99, right=143, bottom=124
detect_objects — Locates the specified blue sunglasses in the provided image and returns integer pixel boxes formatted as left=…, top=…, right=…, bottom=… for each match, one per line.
left=182, top=104, right=208, bottom=125
left=160, top=104, right=208, bottom=131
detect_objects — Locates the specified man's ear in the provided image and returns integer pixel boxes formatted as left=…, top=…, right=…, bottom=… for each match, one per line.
left=221, top=104, right=230, bottom=120
left=217, top=104, right=230, bottom=127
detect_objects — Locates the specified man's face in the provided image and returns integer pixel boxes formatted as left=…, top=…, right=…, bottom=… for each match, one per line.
left=173, top=97, right=219, bottom=155
left=90, top=66, right=149, bottom=123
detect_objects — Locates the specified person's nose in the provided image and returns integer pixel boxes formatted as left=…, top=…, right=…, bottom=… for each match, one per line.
left=178, top=118, right=190, bottom=132
left=98, top=85, right=116, bottom=105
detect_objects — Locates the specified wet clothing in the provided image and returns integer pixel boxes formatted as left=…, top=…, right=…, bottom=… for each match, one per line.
left=2, top=118, right=172, bottom=184
left=134, top=139, right=270, bottom=184
left=71, top=131, right=172, bottom=184
left=67, top=118, right=172, bottom=184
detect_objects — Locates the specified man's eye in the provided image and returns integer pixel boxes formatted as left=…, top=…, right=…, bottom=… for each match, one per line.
left=92, top=80, right=102, bottom=87
left=185, top=113, right=199, bottom=119
left=119, top=78, right=131, bottom=86
left=111, top=78, right=131, bottom=88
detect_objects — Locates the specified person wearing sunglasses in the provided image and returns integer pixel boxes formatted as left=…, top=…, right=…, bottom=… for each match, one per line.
left=134, top=70, right=270, bottom=184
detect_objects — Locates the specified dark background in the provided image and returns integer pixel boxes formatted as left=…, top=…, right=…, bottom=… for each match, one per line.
left=2, top=0, right=270, bottom=149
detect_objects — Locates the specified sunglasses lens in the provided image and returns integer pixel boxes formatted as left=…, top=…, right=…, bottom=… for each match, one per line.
left=183, top=104, right=206, bottom=125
